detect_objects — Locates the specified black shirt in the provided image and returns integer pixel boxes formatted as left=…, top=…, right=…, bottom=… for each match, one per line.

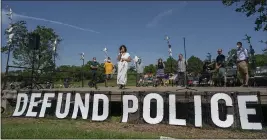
left=91, top=61, right=99, bottom=71
left=158, top=62, right=164, bottom=69
left=216, top=54, right=225, bottom=68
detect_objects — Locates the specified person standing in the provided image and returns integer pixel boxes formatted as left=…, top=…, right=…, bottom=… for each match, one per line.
left=177, top=54, right=186, bottom=87
left=117, top=45, right=131, bottom=89
left=90, top=57, right=99, bottom=89
left=156, top=58, right=165, bottom=86
left=236, top=42, right=249, bottom=87
left=104, top=57, right=114, bottom=87
left=136, top=58, right=144, bottom=86
left=215, top=49, right=226, bottom=86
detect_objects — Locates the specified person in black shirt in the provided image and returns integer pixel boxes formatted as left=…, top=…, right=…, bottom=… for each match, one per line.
left=156, top=58, right=165, bottom=86
left=216, top=49, right=226, bottom=86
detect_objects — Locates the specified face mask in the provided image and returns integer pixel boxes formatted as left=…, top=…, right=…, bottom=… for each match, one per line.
left=237, top=45, right=239, bottom=48
left=93, top=60, right=96, bottom=62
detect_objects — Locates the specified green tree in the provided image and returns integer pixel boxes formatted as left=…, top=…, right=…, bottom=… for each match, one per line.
left=144, top=64, right=156, bottom=74
left=222, top=0, right=267, bottom=31
left=255, top=54, right=267, bottom=66
left=1, top=21, right=28, bottom=53
left=163, top=57, right=177, bottom=74
left=2, top=21, right=62, bottom=83
left=226, top=48, right=237, bottom=67
left=187, top=56, right=203, bottom=76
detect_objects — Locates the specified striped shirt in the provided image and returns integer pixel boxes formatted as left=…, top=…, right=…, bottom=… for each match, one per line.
left=237, top=47, right=249, bottom=61
left=177, top=59, right=186, bottom=72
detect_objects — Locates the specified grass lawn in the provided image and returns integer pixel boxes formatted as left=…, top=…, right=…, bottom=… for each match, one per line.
left=1, top=117, right=267, bottom=139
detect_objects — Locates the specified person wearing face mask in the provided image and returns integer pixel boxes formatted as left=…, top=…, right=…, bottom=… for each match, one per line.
left=236, top=42, right=249, bottom=87
left=90, top=57, right=99, bottom=89
left=104, top=57, right=114, bottom=87
left=215, top=49, right=226, bottom=86
left=117, top=45, right=131, bottom=89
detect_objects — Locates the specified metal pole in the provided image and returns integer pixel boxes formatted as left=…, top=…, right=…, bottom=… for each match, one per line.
left=53, top=51, right=56, bottom=88
left=183, top=37, right=187, bottom=87
left=170, top=56, right=173, bottom=87
left=82, top=59, right=84, bottom=87
left=167, top=40, right=173, bottom=87
left=31, top=47, right=35, bottom=90
left=135, top=62, right=138, bottom=87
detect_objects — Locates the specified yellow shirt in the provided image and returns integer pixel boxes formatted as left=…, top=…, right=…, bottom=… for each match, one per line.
left=104, top=62, right=113, bottom=74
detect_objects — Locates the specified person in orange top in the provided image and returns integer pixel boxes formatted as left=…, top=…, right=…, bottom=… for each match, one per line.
left=104, top=57, right=114, bottom=87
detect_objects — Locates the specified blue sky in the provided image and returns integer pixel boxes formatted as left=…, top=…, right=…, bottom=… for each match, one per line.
left=1, top=1, right=266, bottom=71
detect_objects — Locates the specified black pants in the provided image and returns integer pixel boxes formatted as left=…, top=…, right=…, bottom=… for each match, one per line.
left=177, top=72, right=185, bottom=86
left=91, top=71, right=97, bottom=85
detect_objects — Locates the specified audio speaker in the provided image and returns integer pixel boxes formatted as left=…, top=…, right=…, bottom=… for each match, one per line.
left=28, top=33, right=40, bottom=50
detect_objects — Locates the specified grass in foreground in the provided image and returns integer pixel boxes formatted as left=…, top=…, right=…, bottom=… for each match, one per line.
left=1, top=117, right=267, bottom=139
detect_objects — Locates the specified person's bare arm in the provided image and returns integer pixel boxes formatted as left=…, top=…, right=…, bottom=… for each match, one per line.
left=117, top=53, right=121, bottom=61
left=122, top=56, right=131, bottom=62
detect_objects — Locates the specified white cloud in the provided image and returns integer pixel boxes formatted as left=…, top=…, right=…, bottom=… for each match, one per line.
left=146, top=9, right=174, bottom=28
left=1, top=9, right=100, bottom=34
left=146, top=2, right=188, bottom=28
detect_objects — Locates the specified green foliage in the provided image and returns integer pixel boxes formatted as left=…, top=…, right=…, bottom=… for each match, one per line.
left=1, top=21, right=28, bottom=54
left=2, top=21, right=62, bottom=82
left=222, top=0, right=267, bottom=31
left=255, top=54, right=267, bottom=66
left=226, top=48, right=237, bottom=67
left=144, top=64, right=156, bottom=74
left=187, top=56, right=203, bottom=76
left=164, top=57, right=177, bottom=74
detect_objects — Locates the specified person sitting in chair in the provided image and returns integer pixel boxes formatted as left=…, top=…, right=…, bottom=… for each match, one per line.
left=215, top=49, right=226, bottom=86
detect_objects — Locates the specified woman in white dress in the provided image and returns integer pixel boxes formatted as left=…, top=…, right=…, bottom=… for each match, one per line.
left=117, top=45, right=131, bottom=89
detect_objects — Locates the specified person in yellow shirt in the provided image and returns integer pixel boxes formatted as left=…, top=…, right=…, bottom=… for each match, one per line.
left=104, top=57, right=114, bottom=87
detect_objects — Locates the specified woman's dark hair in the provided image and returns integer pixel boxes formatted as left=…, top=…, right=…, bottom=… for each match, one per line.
left=158, top=59, right=163, bottom=66
left=237, top=42, right=242, bottom=46
left=119, top=45, right=127, bottom=52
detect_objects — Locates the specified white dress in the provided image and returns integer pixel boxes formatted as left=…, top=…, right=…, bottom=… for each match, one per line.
left=117, top=52, right=130, bottom=85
